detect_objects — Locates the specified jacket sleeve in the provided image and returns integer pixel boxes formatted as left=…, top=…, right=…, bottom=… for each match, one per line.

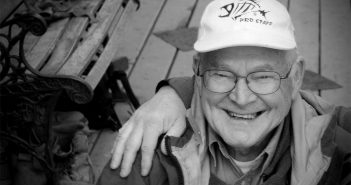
left=97, top=152, right=169, bottom=185
left=341, top=154, right=351, bottom=185
left=334, top=106, right=351, bottom=153
left=156, top=76, right=194, bottom=109
left=334, top=106, right=351, bottom=133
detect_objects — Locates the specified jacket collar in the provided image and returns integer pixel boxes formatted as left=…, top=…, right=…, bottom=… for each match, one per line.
left=168, top=89, right=335, bottom=185
left=207, top=118, right=284, bottom=173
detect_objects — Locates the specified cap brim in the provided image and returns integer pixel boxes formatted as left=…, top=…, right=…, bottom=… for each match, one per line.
left=194, top=29, right=296, bottom=52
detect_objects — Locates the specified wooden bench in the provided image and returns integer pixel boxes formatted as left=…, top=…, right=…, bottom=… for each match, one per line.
left=0, top=0, right=140, bottom=183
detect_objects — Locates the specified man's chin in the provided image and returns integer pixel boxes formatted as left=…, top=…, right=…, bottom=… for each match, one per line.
left=224, top=135, right=258, bottom=150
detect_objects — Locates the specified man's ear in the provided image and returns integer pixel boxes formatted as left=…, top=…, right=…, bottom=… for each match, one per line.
left=291, top=56, right=305, bottom=99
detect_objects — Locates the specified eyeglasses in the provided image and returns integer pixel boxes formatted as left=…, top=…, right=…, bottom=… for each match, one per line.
left=197, top=66, right=293, bottom=95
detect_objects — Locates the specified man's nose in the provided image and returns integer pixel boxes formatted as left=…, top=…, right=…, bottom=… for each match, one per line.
left=228, top=78, right=256, bottom=105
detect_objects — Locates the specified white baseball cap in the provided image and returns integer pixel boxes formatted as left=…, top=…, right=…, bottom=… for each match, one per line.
left=194, top=0, right=297, bottom=52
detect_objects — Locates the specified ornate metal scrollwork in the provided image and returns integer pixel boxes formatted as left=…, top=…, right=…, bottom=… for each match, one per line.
left=0, top=12, right=93, bottom=103
left=0, top=42, right=10, bottom=80
left=0, top=13, right=47, bottom=84
left=14, top=13, right=48, bottom=36
left=1, top=76, right=93, bottom=105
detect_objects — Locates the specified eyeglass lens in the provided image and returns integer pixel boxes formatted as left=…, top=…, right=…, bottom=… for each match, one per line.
left=203, top=70, right=281, bottom=94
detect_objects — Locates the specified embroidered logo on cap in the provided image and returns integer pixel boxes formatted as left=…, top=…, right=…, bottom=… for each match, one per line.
left=219, top=0, right=272, bottom=25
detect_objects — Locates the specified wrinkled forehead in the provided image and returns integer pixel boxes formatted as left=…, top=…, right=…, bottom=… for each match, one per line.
left=199, top=46, right=294, bottom=70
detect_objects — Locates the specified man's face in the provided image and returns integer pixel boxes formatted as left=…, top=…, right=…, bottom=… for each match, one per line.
left=198, top=46, right=296, bottom=152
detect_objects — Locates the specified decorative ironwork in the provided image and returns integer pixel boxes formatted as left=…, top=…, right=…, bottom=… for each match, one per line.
left=0, top=13, right=93, bottom=103
left=2, top=77, right=93, bottom=104
left=0, top=89, right=62, bottom=183
left=0, top=9, right=94, bottom=185
left=0, top=13, right=46, bottom=85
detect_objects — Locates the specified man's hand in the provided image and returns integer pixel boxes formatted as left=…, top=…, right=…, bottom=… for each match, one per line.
left=110, top=86, right=187, bottom=177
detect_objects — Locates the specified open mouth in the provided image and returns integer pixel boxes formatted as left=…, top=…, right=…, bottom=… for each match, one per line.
left=225, top=110, right=265, bottom=120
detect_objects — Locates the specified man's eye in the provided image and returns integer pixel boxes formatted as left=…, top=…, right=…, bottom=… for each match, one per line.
left=214, top=73, right=229, bottom=77
left=250, top=72, right=278, bottom=81
left=258, top=75, right=273, bottom=79
left=209, top=71, right=232, bottom=78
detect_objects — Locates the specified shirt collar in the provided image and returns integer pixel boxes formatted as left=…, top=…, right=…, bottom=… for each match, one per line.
left=208, top=118, right=285, bottom=169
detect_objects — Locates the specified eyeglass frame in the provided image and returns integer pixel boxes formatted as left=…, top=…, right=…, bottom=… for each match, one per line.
left=195, top=63, right=294, bottom=95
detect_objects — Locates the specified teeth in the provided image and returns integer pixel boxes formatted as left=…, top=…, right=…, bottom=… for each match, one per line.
left=228, top=112, right=258, bottom=119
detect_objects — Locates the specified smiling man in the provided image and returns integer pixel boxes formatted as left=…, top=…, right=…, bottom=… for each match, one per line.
left=196, top=47, right=297, bottom=162
left=101, top=0, right=351, bottom=185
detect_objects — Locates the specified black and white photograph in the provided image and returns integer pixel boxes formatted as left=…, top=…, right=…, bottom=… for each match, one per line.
left=0, top=0, right=350, bottom=184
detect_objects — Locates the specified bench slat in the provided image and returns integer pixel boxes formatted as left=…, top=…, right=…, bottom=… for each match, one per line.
left=57, top=0, right=124, bottom=76
left=25, top=18, right=69, bottom=70
left=129, top=0, right=197, bottom=103
left=85, top=1, right=138, bottom=89
left=321, top=0, right=351, bottom=106
left=40, top=0, right=103, bottom=74
left=87, top=0, right=167, bottom=90
left=40, top=17, right=89, bottom=74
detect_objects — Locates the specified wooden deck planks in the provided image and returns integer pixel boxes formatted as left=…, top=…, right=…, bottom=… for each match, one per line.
left=110, top=0, right=167, bottom=70
left=168, top=50, right=195, bottom=78
left=88, top=0, right=168, bottom=175
left=289, top=0, right=319, bottom=73
left=128, top=0, right=197, bottom=103
left=320, top=0, right=351, bottom=106
left=169, top=0, right=212, bottom=78
left=129, top=36, right=175, bottom=103
left=89, top=129, right=118, bottom=181
left=152, top=0, right=197, bottom=33
left=89, top=101, right=134, bottom=182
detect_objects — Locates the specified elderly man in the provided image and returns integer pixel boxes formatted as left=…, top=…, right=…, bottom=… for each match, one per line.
left=100, top=0, right=351, bottom=184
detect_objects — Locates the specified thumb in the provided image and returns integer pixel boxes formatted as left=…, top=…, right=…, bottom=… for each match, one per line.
left=160, top=117, right=186, bottom=155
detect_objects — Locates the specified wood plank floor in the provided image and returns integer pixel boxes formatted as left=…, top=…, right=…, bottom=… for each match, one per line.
left=90, top=0, right=351, bottom=182
left=320, top=0, right=351, bottom=106
left=127, top=0, right=351, bottom=106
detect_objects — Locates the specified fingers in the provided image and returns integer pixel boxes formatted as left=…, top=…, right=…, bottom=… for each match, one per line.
left=160, top=117, right=186, bottom=155
left=119, top=123, right=144, bottom=177
left=110, top=122, right=133, bottom=169
left=140, top=122, right=163, bottom=176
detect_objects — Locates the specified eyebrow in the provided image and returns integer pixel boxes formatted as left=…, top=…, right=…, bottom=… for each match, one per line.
left=250, top=64, right=276, bottom=71
left=208, top=63, right=277, bottom=72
